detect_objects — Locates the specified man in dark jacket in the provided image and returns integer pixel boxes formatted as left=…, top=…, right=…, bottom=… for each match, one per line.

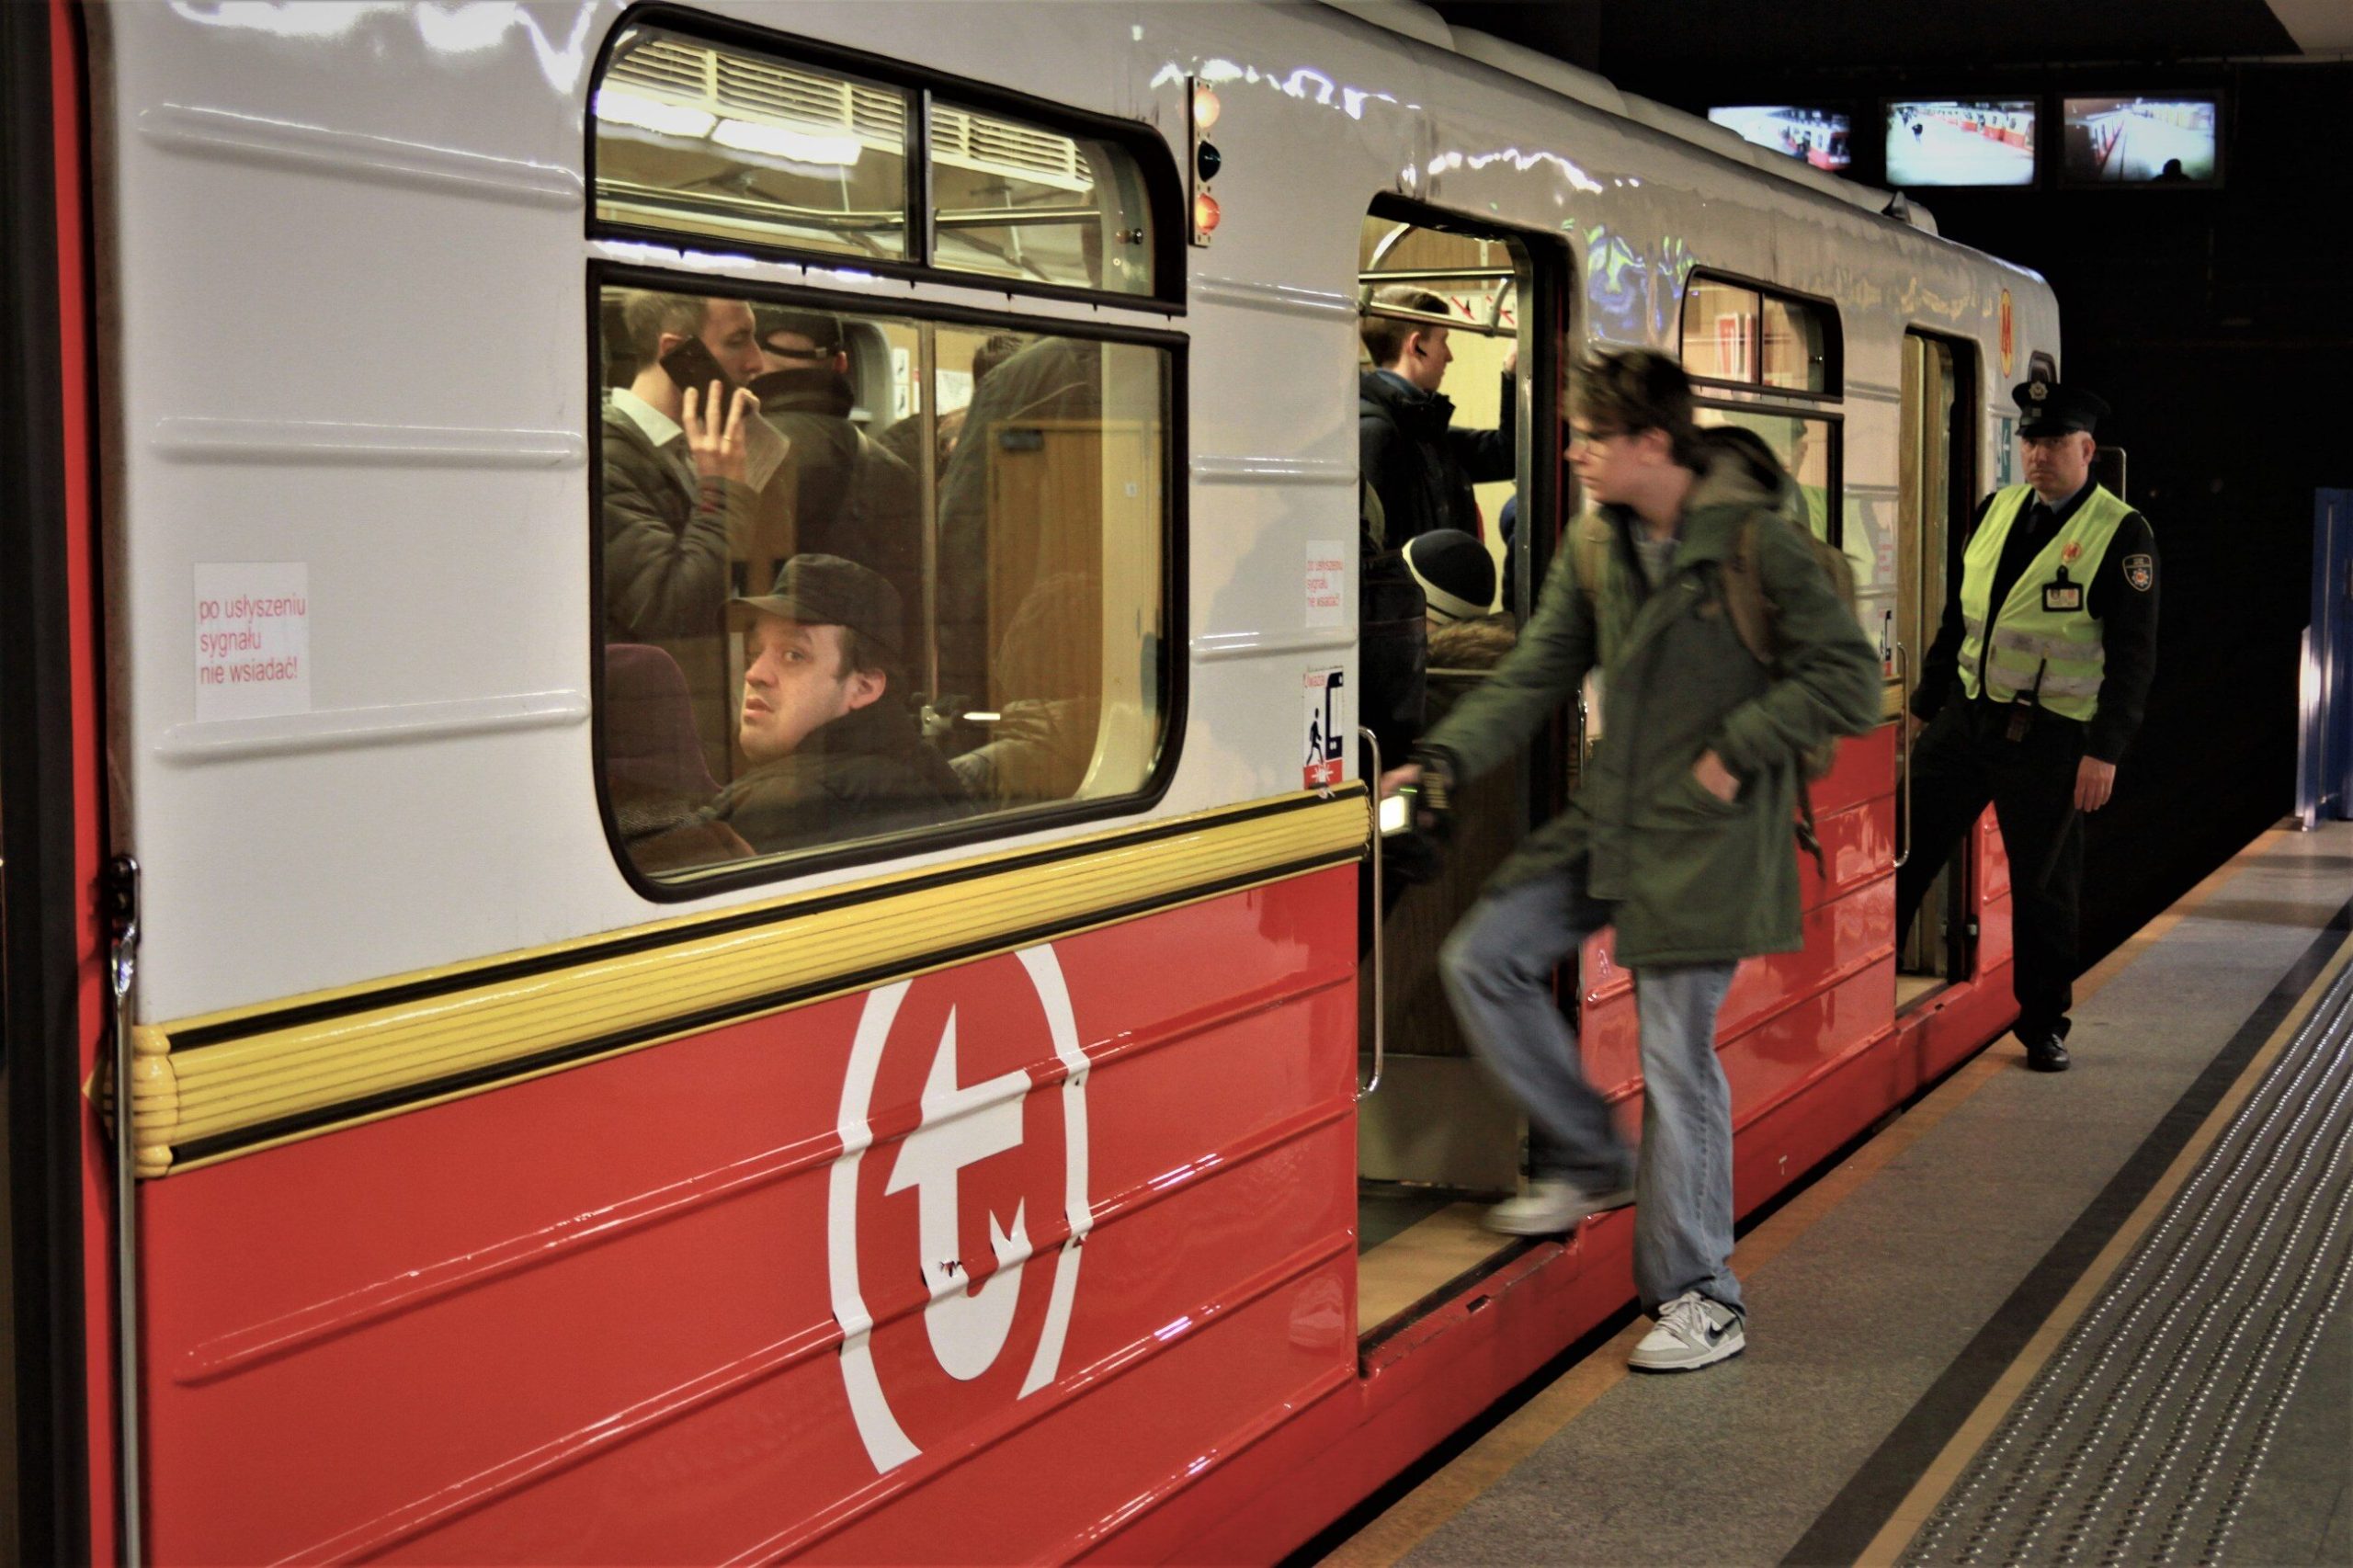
left=601, top=290, right=771, bottom=642
left=1358, top=285, right=1517, bottom=548
left=750, top=307, right=921, bottom=654
left=1381, top=350, right=1879, bottom=1373
left=711, top=555, right=968, bottom=855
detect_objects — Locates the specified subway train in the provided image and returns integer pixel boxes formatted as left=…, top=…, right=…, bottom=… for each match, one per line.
left=0, top=0, right=2060, bottom=1559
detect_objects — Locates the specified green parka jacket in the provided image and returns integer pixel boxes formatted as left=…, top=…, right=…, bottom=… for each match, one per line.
left=1420, top=447, right=1881, bottom=967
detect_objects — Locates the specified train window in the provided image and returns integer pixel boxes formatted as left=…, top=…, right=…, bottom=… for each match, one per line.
left=594, top=26, right=912, bottom=262
left=1696, top=406, right=1841, bottom=544
left=594, top=282, right=1171, bottom=886
left=1761, top=296, right=1828, bottom=393
left=1682, top=278, right=1762, bottom=382
left=929, top=103, right=1154, bottom=296
left=1679, top=275, right=1837, bottom=396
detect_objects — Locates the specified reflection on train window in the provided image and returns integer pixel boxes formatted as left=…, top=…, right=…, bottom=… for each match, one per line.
left=1761, top=296, right=1827, bottom=392
left=594, top=283, right=1170, bottom=883
left=1682, top=278, right=1761, bottom=382
left=930, top=103, right=1154, bottom=296
left=1695, top=406, right=1840, bottom=543
left=595, top=27, right=912, bottom=261
left=1679, top=274, right=1836, bottom=395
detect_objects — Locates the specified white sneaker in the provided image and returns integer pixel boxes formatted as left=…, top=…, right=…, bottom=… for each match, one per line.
left=1482, top=1177, right=1635, bottom=1236
left=1629, top=1290, right=1745, bottom=1372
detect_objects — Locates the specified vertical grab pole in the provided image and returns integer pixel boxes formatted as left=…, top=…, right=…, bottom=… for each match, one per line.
left=1892, top=642, right=1915, bottom=869
left=106, top=855, right=143, bottom=1565
left=1358, top=728, right=1384, bottom=1101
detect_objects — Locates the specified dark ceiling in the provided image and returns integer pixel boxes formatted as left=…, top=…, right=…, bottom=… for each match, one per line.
left=1427, top=0, right=2310, bottom=94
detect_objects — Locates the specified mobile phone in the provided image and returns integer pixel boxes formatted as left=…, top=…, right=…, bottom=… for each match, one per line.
left=659, top=336, right=737, bottom=404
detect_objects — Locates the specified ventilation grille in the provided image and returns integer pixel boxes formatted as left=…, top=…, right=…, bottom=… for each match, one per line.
left=604, top=35, right=1091, bottom=190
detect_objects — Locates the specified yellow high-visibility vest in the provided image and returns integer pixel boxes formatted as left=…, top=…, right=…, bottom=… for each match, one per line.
left=1957, top=483, right=2138, bottom=722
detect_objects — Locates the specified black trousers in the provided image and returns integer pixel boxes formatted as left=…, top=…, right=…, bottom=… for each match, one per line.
left=1895, top=700, right=2086, bottom=1040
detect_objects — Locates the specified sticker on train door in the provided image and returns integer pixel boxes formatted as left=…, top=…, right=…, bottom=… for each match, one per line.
left=193, top=562, right=309, bottom=722
left=830, top=946, right=1089, bottom=1473
left=1305, top=539, right=1346, bottom=628
left=1303, top=666, right=1347, bottom=788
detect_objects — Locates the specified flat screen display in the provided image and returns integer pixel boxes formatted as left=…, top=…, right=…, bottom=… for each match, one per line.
left=1884, top=99, right=2039, bottom=187
left=1707, top=106, right=1852, bottom=172
left=2061, top=96, right=2220, bottom=185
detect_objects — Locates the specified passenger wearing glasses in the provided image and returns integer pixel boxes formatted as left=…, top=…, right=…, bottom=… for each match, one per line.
left=1381, top=349, right=1879, bottom=1372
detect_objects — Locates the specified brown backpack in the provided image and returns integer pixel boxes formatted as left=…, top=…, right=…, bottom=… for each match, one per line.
left=1572, top=508, right=1859, bottom=781
left=1572, top=507, right=1862, bottom=875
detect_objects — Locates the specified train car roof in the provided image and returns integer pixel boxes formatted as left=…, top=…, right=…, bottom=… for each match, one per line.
left=1320, top=0, right=1942, bottom=236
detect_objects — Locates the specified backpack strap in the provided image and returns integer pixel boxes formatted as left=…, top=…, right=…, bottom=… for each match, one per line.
left=1718, top=515, right=1776, bottom=665
left=1722, top=511, right=1831, bottom=877
left=1794, top=778, right=1825, bottom=879
left=1573, top=512, right=1611, bottom=625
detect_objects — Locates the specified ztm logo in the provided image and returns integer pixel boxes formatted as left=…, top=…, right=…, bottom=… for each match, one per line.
left=829, top=947, right=1089, bottom=1472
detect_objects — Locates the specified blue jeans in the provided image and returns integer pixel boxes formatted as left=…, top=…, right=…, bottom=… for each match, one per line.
left=1438, top=866, right=1744, bottom=1314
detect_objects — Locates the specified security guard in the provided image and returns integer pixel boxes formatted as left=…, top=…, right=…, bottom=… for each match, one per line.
left=1899, top=379, right=2158, bottom=1073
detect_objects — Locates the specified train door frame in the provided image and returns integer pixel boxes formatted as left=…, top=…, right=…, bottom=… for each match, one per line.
left=1895, top=326, right=1982, bottom=1003
left=0, top=0, right=105, bottom=1558
left=1351, top=193, right=1568, bottom=1341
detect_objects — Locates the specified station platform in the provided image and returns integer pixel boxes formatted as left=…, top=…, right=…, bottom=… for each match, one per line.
left=1310, top=820, right=2353, bottom=1568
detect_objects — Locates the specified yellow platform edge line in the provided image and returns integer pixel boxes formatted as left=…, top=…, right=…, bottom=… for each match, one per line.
left=1852, top=927, right=2353, bottom=1567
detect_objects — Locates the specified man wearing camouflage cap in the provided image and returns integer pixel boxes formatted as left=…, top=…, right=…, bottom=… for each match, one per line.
left=1902, top=379, right=2159, bottom=1073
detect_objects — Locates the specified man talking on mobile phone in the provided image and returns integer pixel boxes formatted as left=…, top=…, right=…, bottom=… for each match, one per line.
left=602, top=289, right=774, bottom=642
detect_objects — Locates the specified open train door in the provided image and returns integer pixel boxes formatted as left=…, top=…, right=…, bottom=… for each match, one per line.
left=1, top=0, right=119, bottom=1559
left=1351, top=200, right=1570, bottom=1341
left=1895, top=328, right=1981, bottom=1005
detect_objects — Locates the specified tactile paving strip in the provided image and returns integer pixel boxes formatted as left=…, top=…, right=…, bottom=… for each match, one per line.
left=1901, top=958, right=2353, bottom=1566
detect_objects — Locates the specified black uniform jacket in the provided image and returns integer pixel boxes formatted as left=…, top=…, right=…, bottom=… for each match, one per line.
left=1358, top=369, right=1516, bottom=547
left=1912, top=479, right=2158, bottom=763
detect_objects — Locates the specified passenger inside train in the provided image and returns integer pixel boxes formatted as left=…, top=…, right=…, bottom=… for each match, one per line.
left=595, top=294, right=1169, bottom=877
left=700, top=554, right=969, bottom=857
left=747, top=308, right=922, bottom=656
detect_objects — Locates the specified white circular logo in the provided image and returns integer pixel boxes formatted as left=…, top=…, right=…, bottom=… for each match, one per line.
left=828, top=945, right=1090, bottom=1472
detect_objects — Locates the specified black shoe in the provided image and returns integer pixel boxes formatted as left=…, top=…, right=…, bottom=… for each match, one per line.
left=2023, top=1031, right=2071, bottom=1073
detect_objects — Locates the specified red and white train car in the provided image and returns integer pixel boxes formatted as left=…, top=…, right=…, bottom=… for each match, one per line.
left=0, top=0, right=2056, bottom=1559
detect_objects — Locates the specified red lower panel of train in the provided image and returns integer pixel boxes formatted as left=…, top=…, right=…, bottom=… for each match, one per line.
left=138, top=874, right=1361, bottom=1563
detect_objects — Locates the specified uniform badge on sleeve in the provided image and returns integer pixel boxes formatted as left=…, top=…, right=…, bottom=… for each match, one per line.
left=2123, top=553, right=2154, bottom=592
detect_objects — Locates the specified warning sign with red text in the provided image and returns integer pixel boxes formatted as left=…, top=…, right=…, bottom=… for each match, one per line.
left=195, top=562, right=310, bottom=722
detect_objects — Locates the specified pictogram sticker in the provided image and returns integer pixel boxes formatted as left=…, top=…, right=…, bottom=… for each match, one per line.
left=1303, top=666, right=1347, bottom=788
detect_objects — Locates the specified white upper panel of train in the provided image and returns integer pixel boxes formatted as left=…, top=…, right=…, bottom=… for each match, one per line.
left=95, top=0, right=2059, bottom=1019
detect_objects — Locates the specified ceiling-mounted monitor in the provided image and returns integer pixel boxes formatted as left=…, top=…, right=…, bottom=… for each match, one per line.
left=1707, top=106, right=1852, bottom=172
left=2061, top=95, right=2222, bottom=186
left=1884, top=99, right=2039, bottom=187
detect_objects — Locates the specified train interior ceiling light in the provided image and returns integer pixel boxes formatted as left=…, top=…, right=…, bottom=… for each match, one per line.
left=1884, top=98, right=2038, bottom=188
left=1706, top=106, right=1852, bottom=173
left=2061, top=95, right=2222, bottom=187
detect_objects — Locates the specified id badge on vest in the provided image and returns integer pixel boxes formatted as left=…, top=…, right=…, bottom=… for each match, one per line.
left=2041, top=565, right=2082, bottom=614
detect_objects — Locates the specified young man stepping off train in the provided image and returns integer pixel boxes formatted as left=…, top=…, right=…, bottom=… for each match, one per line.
left=1381, top=351, right=1879, bottom=1371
